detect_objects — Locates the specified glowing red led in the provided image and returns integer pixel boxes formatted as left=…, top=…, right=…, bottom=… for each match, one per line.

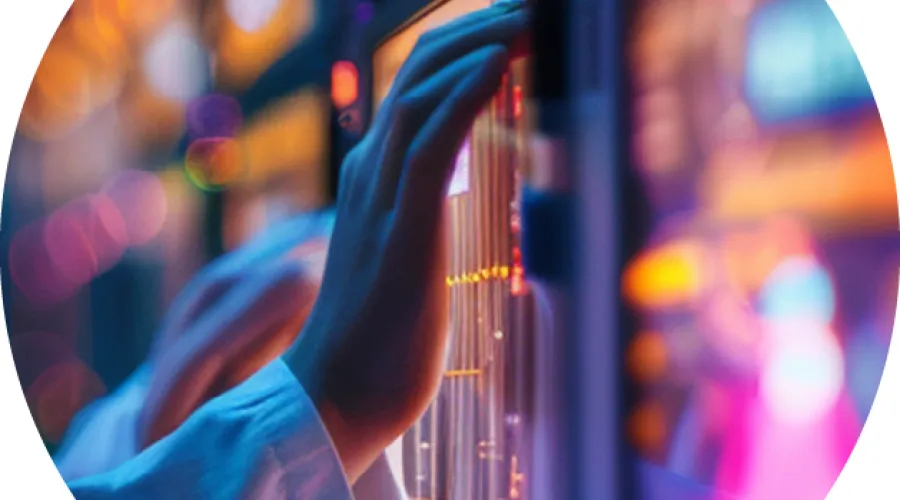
left=512, top=85, right=523, bottom=119
left=331, top=61, right=359, bottom=109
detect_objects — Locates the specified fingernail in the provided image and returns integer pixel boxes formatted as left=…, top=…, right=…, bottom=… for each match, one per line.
left=494, top=0, right=525, bottom=13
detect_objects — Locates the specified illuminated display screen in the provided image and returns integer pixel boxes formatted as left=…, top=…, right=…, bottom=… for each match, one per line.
left=373, top=0, right=492, bottom=108
left=373, top=1, right=533, bottom=499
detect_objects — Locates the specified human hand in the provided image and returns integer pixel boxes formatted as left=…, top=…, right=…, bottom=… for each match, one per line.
left=138, top=215, right=329, bottom=447
left=285, top=1, right=529, bottom=482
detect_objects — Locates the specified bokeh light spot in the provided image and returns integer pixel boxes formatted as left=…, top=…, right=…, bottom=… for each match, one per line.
left=44, top=207, right=100, bottom=287
left=85, top=193, right=130, bottom=268
left=185, top=137, right=245, bottom=191
left=26, top=360, right=107, bottom=444
left=20, top=40, right=94, bottom=140
left=761, top=328, right=844, bottom=426
left=627, top=331, right=669, bottom=383
left=759, top=256, right=836, bottom=324
left=627, top=401, right=669, bottom=457
left=331, top=61, right=360, bottom=109
left=9, top=221, right=81, bottom=305
left=142, top=21, right=208, bottom=103
left=225, top=0, right=283, bottom=33
left=186, top=94, right=243, bottom=139
left=103, top=170, right=168, bottom=246
left=623, top=240, right=703, bottom=309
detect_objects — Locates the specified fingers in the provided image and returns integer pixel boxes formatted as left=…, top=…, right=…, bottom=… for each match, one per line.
left=385, top=5, right=528, bottom=110
left=395, top=45, right=509, bottom=229
left=140, top=261, right=315, bottom=446
left=417, top=0, right=521, bottom=46
left=152, top=214, right=326, bottom=355
left=374, top=46, right=506, bottom=208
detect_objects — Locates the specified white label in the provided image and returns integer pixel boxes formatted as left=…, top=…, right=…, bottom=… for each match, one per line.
left=448, top=138, right=471, bottom=196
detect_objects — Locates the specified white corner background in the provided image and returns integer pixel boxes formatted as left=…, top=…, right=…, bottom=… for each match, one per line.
left=0, top=0, right=897, bottom=498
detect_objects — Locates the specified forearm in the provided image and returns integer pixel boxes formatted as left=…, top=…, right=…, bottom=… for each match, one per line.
left=54, top=366, right=151, bottom=482
left=65, top=360, right=354, bottom=500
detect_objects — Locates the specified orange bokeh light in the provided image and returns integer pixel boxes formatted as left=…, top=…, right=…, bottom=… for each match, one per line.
left=627, top=401, right=668, bottom=456
left=20, top=39, right=95, bottom=140
left=331, top=61, right=360, bottom=109
left=623, top=240, right=703, bottom=310
left=627, top=331, right=669, bottom=383
left=185, top=137, right=245, bottom=190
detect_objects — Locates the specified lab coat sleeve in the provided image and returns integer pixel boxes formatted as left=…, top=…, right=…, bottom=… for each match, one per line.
left=54, top=366, right=151, bottom=482
left=353, top=454, right=407, bottom=500
left=65, top=359, right=354, bottom=500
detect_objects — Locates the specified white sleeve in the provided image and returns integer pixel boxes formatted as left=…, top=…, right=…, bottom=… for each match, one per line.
left=54, top=366, right=151, bottom=482
left=65, top=359, right=354, bottom=500
left=353, top=453, right=407, bottom=500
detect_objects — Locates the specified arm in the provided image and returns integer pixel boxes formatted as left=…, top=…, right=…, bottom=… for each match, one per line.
left=58, top=364, right=407, bottom=499
left=66, top=360, right=353, bottom=500
left=54, top=366, right=151, bottom=482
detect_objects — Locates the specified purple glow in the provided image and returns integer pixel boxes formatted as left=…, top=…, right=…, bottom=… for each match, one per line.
left=186, top=94, right=243, bottom=139
left=355, top=2, right=374, bottom=25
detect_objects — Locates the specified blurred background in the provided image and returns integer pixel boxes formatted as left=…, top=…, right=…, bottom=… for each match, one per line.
left=2, top=0, right=337, bottom=452
left=0, top=0, right=896, bottom=498
left=623, top=0, right=897, bottom=497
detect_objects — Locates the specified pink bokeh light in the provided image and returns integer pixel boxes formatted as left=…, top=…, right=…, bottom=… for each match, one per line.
left=9, top=220, right=81, bottom=305
left=102, top=169, right=168, bottom=246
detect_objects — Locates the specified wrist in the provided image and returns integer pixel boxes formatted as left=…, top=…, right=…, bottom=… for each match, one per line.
left=316, top=400, right=383, bottom=485
left=283, top=342, right=386, bottom=485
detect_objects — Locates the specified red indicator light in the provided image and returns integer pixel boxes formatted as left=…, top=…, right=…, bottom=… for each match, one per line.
left=331, top=61, right=359, bottom=109
left=513, top=85, right=523, bottom=119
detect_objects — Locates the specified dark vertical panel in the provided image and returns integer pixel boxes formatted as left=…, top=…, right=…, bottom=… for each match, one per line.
left=89, top=256, right=162, bottom=390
